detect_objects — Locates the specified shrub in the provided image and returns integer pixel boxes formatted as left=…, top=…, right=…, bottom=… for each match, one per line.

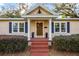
left=0, top=35, right=28, bottom=53
left=52, top=34, right=79, bottom=52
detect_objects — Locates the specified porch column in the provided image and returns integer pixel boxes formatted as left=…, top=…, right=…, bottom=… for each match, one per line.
left=49, top=18, right=52, bottom=40
left=28, top=18, right=30, bottom=41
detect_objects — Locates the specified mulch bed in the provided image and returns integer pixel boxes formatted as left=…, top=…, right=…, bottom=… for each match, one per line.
left=0, top=47, right=30, bottom=56
left=49, top=47, right=79, bottom=56
left=0, top=46, right=79, bottom=56
left=1, top=46, right=79, bottom=56
left=0, top=35, right=27, bottom=40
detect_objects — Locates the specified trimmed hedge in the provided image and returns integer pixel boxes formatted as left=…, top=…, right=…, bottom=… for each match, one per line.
left=52, top=34, right=79, bottom=52
left=0, top=35, right=28, bottom=53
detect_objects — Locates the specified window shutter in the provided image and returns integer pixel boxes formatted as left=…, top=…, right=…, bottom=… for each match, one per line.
left=52, top=22, right=54, bottom=33
left=25, top=22, right=28, bottom=33
left=9, top=22, right=12, bottom=33
left=67, top=22, right=70, bottom=33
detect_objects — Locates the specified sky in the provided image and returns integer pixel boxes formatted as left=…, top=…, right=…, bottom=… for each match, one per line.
left=0, top=3, right=18, bottom=10
left=0, top=3, right=79, bottom=12
left=0, top=3, right=55, bottom=11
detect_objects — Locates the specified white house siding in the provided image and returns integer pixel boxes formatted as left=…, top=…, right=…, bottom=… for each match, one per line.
left=0, top=20, right=79, bottom=39
left=27, top=7, right=52, bottom=15
left=52, top=21, right=79, bottom=38
left=70, top=21, right=79, bottom=34
left=0, top=21, right=9, bottom=35
left=0, top=21, right=27, bottom=36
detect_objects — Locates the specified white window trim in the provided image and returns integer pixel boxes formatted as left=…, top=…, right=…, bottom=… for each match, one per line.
left=19, top=23, right=25, bottom=32
left=12, top=22, right=25, bottom=33
left=12, top=22, right=18, bottom=33
left=54, top=23, right=60, bottom=32
left=61, top=23, right=67, bottom=32
left=54, top=22, right=67, bottom=33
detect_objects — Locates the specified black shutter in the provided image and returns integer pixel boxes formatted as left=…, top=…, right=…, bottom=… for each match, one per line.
left=25, top=22, right=28, bottom=33
left=52, top=22, right=54, bottom=33
left=9, top=22, right=12, bottom=33
left=67, top=22, right=70, bottom=33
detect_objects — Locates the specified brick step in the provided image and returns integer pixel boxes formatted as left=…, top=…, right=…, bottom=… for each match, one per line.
left=31, top=47, right=48, bottom=49
left=30, top=39, right=49, bottom=56
left=30, top=49, right=49, bottom=53
left=31, top=51, right=48, bottom=53
left=30, top=39, right=48, bottom=42
left=31, top=45, right=48, bottom=48
left=31, top=42, right=48, bottom=45
left=31, top=52, right=48, bottom=56
left=31, top=38, right=48, bottom=40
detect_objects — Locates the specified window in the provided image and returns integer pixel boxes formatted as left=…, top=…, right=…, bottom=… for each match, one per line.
left=54, top=23, right=66, bottom=32
left=19, top=23, right=24, bottom=32
left=13, top=23, right=18, bottom=32
left=61, top=23, right=66, bottom=32
left=55, top=23, right=60, bottom=32
left=12, top=22, right=25, bottom=33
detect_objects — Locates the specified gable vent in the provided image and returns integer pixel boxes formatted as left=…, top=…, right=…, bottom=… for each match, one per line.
left=38, top=9, right=41, bottom=14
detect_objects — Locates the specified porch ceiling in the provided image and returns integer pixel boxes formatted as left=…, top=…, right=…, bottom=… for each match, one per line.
left=28, top=17, right=51, bottom=20
left=22, top=15, right=57, bottom=18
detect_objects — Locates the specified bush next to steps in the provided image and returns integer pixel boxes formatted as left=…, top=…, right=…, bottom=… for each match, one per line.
left=0, top=35, right=28, bottom=53
left=52, top=34, right=79, bottom=52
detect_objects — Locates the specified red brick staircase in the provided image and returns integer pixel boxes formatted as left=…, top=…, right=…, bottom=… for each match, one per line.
left=30, top=38, right=49, bottom=56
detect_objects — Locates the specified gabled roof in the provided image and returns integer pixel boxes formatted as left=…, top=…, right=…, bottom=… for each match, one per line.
left=26, top=4, right=54, bottom=15
left=55, top=18, right=79, bottom=21
left=0, top=18, right=24, bottom=21
left=0, top=18, right=79, bottom=20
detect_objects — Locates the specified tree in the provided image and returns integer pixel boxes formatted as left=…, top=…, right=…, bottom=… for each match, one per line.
left=0, top=3, right=28, bottom=18
left=54, top=3, right=79, bottom=18
left=0, top=4, right=21, bottom=18
left=18, top=3, right=28, bottom=15
left=0, top=10, right=21, bottom=18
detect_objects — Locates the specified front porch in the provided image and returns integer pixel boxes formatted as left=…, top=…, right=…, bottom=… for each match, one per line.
left=22, top=4, right=57, bottom=41
left=27, top=18, right=52, bottom=41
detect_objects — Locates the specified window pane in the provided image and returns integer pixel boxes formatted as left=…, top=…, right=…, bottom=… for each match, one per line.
left=55, top=23, right=59, bottom=28
left=61, top=23, right=65, bottom=32
left=19, top=23, right=24, bottom=32
left=55, top=23, right=60, bottom=32
left=13, top=23, right=18, bottom=32
left=55, top=28, right=59, bottom=32
left=13, top=28, right=18, bottom=32
left=19, top=28, right=24, bottom=32
left=61, top=28, right=65, bottom=32
left=19, top=23, right=24, bottom=27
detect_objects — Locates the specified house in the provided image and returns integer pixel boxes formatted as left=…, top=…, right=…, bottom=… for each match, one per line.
left=0, top=4, right=79, bottom=46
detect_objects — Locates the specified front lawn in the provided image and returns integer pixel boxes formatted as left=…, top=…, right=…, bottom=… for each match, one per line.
left=49, top=47, right=79, bottom=56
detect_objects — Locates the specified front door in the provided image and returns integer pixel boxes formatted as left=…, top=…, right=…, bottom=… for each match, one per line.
left=36, top=21, right=43, bottom=37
